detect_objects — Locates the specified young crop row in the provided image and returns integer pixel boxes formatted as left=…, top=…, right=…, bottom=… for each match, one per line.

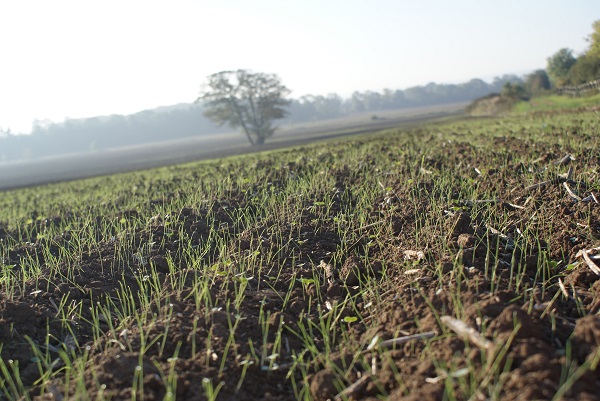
left=0, top=109, right=598, bottom=400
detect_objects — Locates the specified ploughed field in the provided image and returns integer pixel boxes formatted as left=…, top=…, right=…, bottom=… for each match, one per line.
left=0, top=109, right=599, bottom=400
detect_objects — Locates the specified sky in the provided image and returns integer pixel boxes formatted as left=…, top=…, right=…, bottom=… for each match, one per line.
left=0, top=1, right=598, bottom=134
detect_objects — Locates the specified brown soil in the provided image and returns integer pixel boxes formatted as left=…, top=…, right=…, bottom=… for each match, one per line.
left=1, top=110, right=599, bottom=400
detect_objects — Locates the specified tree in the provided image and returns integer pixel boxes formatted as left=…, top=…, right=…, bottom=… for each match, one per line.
left=501, top=82, right=528, bottom=100
left=525, top=69, right=551, bottom=94
left=585, top=19, right=600, bottom=59
left=546, top=48, right=577, bottom=87
left=567, top=55, right=600, bottom=85
left=197, top=70, right=290, bottom=145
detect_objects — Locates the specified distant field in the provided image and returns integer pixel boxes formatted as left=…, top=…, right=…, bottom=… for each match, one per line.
left=0, top=102, right=466, bottom=190
left=0, top=103, right=598, bottom=400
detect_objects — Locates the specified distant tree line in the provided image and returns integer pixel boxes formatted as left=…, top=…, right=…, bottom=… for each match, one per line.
left=0, top=75, right=523, bottom=162
left=0, top=104, right=229, bottom=162
left=283, top=75, right=522, bottom=123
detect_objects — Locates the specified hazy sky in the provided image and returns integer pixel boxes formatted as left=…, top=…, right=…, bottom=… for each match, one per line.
left=0, top=1, right=597, bottom=133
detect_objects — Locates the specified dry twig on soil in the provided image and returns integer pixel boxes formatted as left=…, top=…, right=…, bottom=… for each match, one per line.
left=563, top=182, right=582, bottom=201
left=561, top=166, right=574, bottom=181
left=505, top=202, right=525, bottom=210
left=554, top=154, right=575, bottom=166
left=525, top=166, right=576, bottom=192
left=377, top=331, right=436, bottom=350
left=525, top=180, right=552, bottom=192
left=353, top=220, right=385, bottom=232
left=364, top=331, right=437, bottom=354
left=581, top=192, right=599, bottom=203
left=441, top=316, right=493, bottom=350
left=334, top=373, right=372, bottom=401
left=558, top=278, right=570, bottom=299
left=578, top=249, right=600, bottom=276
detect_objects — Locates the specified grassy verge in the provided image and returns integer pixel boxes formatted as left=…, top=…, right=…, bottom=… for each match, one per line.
left=512, top=93, right=600, bottom=113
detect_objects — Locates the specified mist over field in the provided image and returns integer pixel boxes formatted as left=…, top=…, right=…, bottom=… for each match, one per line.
left=0, top=102, right=467, bottom=190
left=0, top=2, right=596, bottom=192
left=0, top=73, right=519, bottom=189
left=0, top=77, right=518, bottom=164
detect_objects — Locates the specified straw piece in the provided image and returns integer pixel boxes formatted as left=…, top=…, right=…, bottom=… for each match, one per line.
left=334, top=373, right=372, bottom=401
left=554, top=154, right=574, bottom=166
left=566, top=165, right=574, bottom=180
left=525, top=180, right=551, bottom=191
left=441, top=316, right=492, bottom=350
left=562, top=182, right=581, bottom=201
left=581, top=250, right=600, bottom=276
left=354, top=220, right=385, bottom=232
left=364, top=331, right=436, bottom=353
left=558, top=278, right=569, bottom=299
left=378, top=331, right=436, bottom=349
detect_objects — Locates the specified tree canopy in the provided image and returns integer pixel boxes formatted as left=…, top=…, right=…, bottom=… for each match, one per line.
left=547, top=48, right=577, bottom=87
left=565, top=19, right=600, bottom=85
left=567, top=54, right=600, bottom=85
left=586, top=19, right=600, bottom=59
left=197, top=70, right=290, bottom=145
left=501, top=82, right=528, bottom=100
left=525, top=69, right=551, bottom=93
